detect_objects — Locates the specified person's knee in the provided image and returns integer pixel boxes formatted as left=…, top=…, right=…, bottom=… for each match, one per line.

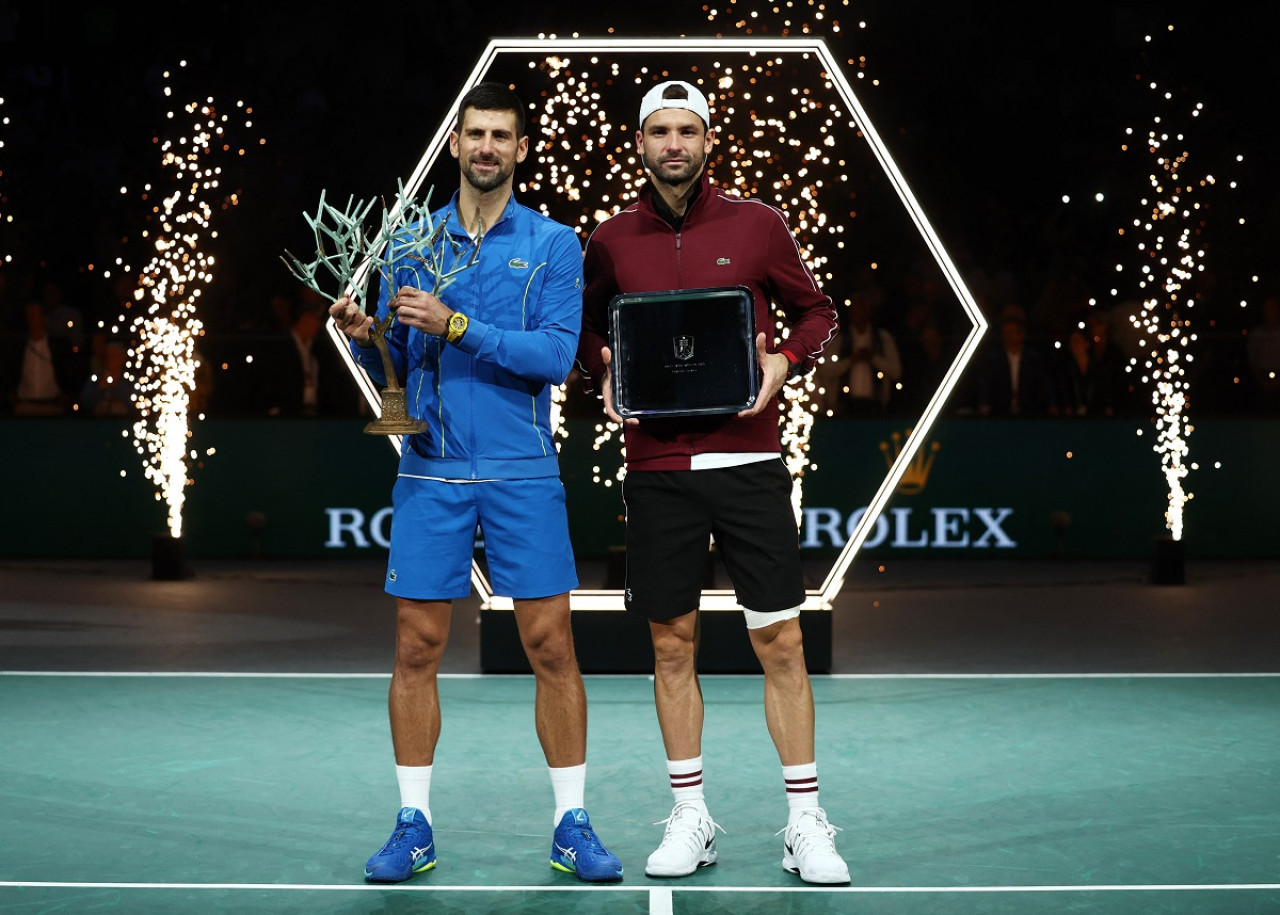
left=749, top=618, right=806, bottom=668
left=651, top=616, right=697, bottom=674
left=520, top=620, right=578, bottom=674
left=395, top=628, right=446, bottom=673
left=394, top=605, right=449, bottom=673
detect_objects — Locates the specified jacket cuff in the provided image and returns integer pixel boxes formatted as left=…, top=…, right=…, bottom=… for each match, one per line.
left=780, top=347, right=808, bottom=380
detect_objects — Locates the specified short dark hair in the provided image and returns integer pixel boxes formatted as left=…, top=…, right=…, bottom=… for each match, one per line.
left=455, top=82, right=526, bottom=138
left=662, top=84, right=690, bottom=102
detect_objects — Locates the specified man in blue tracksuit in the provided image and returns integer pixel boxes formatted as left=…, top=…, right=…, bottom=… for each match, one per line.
left=329, top=82, right=621, bottom=885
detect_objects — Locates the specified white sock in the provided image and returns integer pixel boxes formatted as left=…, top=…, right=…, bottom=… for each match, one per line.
left=549, top=763, right=586, bottom=826
left=783, top=762, right=819, bottom=824
left=667, top=756, right=708, bottom=813
left=396, top=764, right=432, bottom=825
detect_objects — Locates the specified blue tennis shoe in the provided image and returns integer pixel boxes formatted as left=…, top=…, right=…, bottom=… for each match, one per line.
left=364, top=807, right=436, bottom=883
left=550, top=807, right=623, bottom=882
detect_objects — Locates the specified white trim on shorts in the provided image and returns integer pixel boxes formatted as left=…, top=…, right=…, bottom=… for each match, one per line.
left=398, top=474, right=498, bottom=483
left=689, top=451, right=778, bottom=471
left=742, top=602, right=803, bottom=629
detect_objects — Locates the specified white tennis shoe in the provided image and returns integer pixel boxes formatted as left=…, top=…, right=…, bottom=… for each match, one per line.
left=780, top=807, right=850, bottom=884
left=645, top=802, right=722, bottom=877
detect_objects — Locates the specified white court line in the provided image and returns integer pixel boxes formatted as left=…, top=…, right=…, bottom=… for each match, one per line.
left=3, top=671, right=1280, bottom=679
left=650, top=886, right=674, bottom=914
left=3, top=881, right=1280, bottom=894
left=822, top=672, right=1280, bottom=679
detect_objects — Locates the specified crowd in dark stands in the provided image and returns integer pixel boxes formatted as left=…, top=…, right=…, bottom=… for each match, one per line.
left=4, top=4, right=1275, bottom=424
left=0, top=266, right=368, bottom=420
left=5, top=249, right=1272, bottom=423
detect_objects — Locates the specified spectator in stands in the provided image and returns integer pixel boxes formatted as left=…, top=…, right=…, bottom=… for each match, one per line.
left=78, top=337, right=135, bottom=416
left=973, top=306, right=1059, bottom=417
left=839, top=291, right=902, bottom=415
left=4, top=299, right=82, bottom=415
left=1057, top=309, right=1132, bottom=417
left=254, top=293, right=357, bottom=417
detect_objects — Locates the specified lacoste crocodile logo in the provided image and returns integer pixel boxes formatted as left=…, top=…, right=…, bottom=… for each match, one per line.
left=509, top=257, right=530, bottom=269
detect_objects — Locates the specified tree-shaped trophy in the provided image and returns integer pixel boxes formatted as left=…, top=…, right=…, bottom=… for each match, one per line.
left=281, top=184, right=484, bottom=435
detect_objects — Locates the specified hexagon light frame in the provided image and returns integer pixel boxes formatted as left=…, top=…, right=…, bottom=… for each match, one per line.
left=327, top=36, right=988, bottom=611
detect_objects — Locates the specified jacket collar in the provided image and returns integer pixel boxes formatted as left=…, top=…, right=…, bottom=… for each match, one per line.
left=444, top=189, right=517, bottom=239
left=639, top=170, right=713, bottom=228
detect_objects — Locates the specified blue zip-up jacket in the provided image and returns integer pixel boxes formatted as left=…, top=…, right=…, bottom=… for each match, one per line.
left=351, top=191, right=583, bottom=480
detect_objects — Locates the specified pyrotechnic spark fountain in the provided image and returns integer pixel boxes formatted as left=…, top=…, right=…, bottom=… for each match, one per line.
left=1112, top=29, right=1237, bottom=543
left=124, top=62, right=257, bottom=539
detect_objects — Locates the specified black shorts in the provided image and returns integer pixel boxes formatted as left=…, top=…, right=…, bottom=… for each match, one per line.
left=621, top=459, right=806, bottom=620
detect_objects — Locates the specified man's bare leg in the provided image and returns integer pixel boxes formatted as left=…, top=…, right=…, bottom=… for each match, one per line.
left=747, top=617, right=814, bottom=766
left=514, top=593, right=623, bottom=882
left=513, top=593, right=586, bottom=767
left=645, top=610, right=719, bottom=878
left=649, top=611, right=704, bottom=760
left=364, top=598, right=452, bottom=883
left=388, top=598, right=454, bottom=765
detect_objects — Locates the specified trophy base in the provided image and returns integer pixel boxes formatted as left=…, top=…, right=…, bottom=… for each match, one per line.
left=364, top=418, right=429, bottom=435
left=364, top=389, right=428, bottom=436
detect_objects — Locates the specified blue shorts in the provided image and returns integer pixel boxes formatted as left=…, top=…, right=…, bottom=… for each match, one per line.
left=385, top=475, right=578, bottom=601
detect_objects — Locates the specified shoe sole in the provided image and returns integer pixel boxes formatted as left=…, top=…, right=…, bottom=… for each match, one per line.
left=782, top=858, right=850, bottom=885
left=551, top=859, right=624, bottom=883
left=645, top=849, right=718, bottom=878
left=364, top=859, right=436, bottom=883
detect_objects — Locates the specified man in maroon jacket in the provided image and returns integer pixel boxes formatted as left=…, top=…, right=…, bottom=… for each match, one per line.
left=577, top=79, right=849, bottom=884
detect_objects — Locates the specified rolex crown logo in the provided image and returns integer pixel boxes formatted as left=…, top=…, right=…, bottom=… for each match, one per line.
left=879, top=429, right=941, bottom=496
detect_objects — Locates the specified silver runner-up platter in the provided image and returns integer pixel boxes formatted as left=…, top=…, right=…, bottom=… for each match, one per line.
left=608, top=285, right=759, bottom=419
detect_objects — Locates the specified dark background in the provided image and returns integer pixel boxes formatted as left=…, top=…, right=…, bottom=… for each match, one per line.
left=2, top=1, right=1276, bottom=414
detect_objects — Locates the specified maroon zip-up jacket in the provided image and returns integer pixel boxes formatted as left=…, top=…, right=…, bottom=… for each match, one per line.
left=577, top=171, right=838, bottom=471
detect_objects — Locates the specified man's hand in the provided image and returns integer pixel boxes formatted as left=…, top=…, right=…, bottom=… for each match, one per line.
left=600, top=346, right=638, bottom=425
left=329, top=296, right=374, bottom=345
left=391, top=286, right=453, bottom=338
left=739, top=332, right=790, bottom=418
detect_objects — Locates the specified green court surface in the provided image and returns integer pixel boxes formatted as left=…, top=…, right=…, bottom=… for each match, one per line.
left=3, top=672, right=1279, bottom=913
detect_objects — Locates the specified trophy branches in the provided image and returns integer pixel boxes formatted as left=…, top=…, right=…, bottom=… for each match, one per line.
left=280, top=183, right=485, bottom=434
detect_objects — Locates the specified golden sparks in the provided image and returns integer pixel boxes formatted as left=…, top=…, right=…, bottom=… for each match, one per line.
left=124, top=62, right=258, bottom=538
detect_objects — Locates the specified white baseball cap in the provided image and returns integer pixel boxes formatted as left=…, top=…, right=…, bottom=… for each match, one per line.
left=638, top=80, right=711, bottom=128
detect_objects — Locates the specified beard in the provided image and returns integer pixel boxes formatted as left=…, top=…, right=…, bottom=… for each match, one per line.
left=462, top=155, right=512, bottom=192
left=643, top=148, right=705, bottom=187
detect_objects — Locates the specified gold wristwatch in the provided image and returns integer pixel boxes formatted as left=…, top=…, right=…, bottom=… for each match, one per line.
left=446, top=311, right=469, bottom=344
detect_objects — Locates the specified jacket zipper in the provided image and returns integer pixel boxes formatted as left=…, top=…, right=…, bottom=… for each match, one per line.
left=675, top=231, right=682, bottom=287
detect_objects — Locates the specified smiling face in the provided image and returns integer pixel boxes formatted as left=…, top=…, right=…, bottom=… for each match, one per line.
left=636, top=108, right=714, bottom=189
left=450, top=106, right=528, bottom=193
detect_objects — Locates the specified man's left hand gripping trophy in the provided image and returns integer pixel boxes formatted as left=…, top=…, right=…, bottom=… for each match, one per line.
left=281, top=184, right=484, bottom=435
